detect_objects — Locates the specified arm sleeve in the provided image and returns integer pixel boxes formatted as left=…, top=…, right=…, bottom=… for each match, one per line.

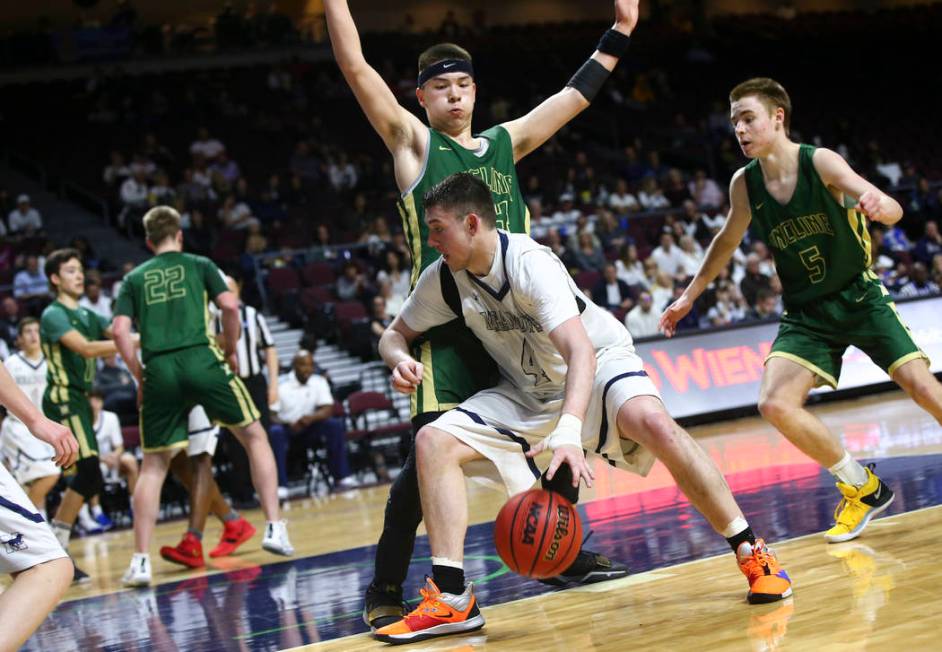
left=201, top=257, right=229, bottom=299
left=397, top=261, right=457, bottom=333
left=107, top=413, right=123, bottom=449
left=313, top=376, right=334, bottom=408
left=517, top=250, right=580, bottom=333
left=114, top=277, right=136, bottom=318
left=41, top=308, right=74, bottom=344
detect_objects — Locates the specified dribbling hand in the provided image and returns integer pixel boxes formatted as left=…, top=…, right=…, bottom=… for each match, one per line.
left=857, top=190, right=893, bottom=224
left=527, top=442, right=594, bottom=489
left=659, top=294, right=692, bottom=338
left=31, top=416, right=78, bottom=468
left=391, top=359, right=423, bottom=394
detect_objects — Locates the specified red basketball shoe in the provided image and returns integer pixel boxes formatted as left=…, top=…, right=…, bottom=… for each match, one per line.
left=160, top=532, right=205, bottom=569
left=209, top=516, right=257, bottom=558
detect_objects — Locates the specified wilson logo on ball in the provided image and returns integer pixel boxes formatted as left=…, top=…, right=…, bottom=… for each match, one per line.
left=543, top=505, right=571, bottom=561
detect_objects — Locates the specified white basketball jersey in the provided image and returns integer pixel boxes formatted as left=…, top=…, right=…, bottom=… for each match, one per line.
left=3, top=353, right=47, bottom=426
left=401, top=231, right=634, bottom=403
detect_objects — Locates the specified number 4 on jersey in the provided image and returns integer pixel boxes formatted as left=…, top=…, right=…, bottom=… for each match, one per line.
left=521, top=339, right=551, bottom=386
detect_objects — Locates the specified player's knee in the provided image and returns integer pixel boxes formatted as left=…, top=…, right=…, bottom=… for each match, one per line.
left=907, top=378, right=941, bottom=408
left=414, top=425, right=452, bottom=462
left=757, top=395, right=790, bottom=424
left=639, top=409, right=679, bottom=449
left=70, top=458, right=104, bottom=500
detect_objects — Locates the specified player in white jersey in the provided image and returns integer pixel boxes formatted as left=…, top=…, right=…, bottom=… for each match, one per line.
left=0, top=321, right=76, bottom=650
left=374, top=174, right=793, bottom=644
left=0, top=318, right=60, bottom=516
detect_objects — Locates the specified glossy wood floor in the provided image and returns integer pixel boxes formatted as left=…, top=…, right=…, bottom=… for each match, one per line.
left=8, top=389, right=942, bottom=651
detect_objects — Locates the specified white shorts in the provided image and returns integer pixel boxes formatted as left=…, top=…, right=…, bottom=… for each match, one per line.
left=1, top=420, right=61, bottom=486
left=431, top=347, right=660, bottom=496
left=186, top=406, right=220, bottom=458
left=0, top=464, right=67, bottom=574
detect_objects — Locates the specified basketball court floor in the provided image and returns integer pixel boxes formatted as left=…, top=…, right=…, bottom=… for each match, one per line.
left=10, top=389, right=942, bottom=651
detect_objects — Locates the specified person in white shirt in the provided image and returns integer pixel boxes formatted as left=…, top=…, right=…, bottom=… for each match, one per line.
left=13, top=256, right=49, bottom=315
left=376, top=173, right=790, bottom=639
left=0, top=318, right=59, bottom=515
left=271, top=350, right=355, bottom=492
left=189, top=127, right=226, bottom=161
left=78, top=274, right=112, bottom=321
left=650, top=232, right=687, bottom=277
left=608, top=178, right=639, bottom=214
left=8, top=195, right=43, bottom=234
left=624, top=292, right=661, bottom=338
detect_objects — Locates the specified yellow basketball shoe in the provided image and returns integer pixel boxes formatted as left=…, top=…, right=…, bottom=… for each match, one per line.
left=825, top=465, right=894, bottom=543
left=374, top=577, right=485, bottom=645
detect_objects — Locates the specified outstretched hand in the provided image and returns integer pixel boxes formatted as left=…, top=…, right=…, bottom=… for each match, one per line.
left=614, top=0, right=641, bottom=35
left=659, top=294, right=693, bottom=338
left=527, top=442, right=594, bottom=489
left=31, top=416, right=78, bottom=469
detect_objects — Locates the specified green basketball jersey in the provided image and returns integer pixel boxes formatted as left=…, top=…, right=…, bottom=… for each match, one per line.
left=744, top=144, right=871, bottom=308
left=399, top=125, right=530, bottom=285
left=41, top=300, right=110, bottom=393
left=114, top=251, right=229, bottom=362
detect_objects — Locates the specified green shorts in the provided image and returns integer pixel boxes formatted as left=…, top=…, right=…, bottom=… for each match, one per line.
left=411, top=319, right=500, bottom=417
left=768, top=271, right=928, bottom=389
left=140, top=345, right=259, bottom=453
left=42, top=386, right=98, bottom=460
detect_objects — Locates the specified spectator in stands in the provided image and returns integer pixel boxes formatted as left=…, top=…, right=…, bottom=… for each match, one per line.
left=211, top=150, right=242, bottom=186
left=688, top=169, right=724, bottom=210
left=271, top=350, right=356, bottom=491
left=914, top=220, right=942, bottom=265
left=663, top=168, right=692, bottom=206
left=327, top=152, right=358, bottom=192
left=706, top=281, right=745, bottom=327
left=148, top=170, right=176, bottom=206
left=619, top=145, right=645, bottom=182
left=909, top=177, right=940, bottom=218
left=608, top=178, right=639, bottom=215
left=594, top=208, right=625, bottom=252
left=8, top=195, right=43, bottom=235
left=78, top=272, right=112, bottom=320
left=898, top=262, right=940, bottom=298
left=677, top=235, right=704, bottom=278
left=376, top=250, right=409, bottom=312
left=638, top=176, right=670, bottom=210
left=0, top=298, right=19, bottom=349
left=932, top=254, right=942, bottom=289
left=551, top=192, right=581, bottom=225
left=615, top=243, right=646, bottom=287
left=103, top=151, right=130, bottom=188
left=592, top=263, right=634, bottom=313
left=141, top=132, right=174, bottom=171
left=370, top=294, right=392, bottom=356
left=739, top=253, right=772, bottom=307
left=218, top=194, right=258, bottom=230
left=650, top=232, right=686, bottom=277
left=13, top=255, right=48, bottom=315
left=178, top=168, right=216, bottom=205
left=190, top=126, right=226, bottom=162
left=746, top=288, right=780, bottom=322
left=244, top=222, right=269, bottom=255
left=183, top=209, right=212, bottom=257
left=571, top=231, right=606, bottom=273
left=290, top=141, right=322, bottom=183
left=643, top=150, right=669, bottom=181
left=336, top=260, right=371, bottom=302
left=883, top=222, right=912, bottom=253
left=119, top=167, right=149, bottom=231
left=129, top=153, right=156, bottom=180
left=650, top=270, right=675, bottom=312
left=624, top=291, right=661, bottom=338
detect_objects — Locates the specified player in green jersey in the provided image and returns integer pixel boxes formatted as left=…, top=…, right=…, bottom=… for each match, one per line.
left=113, top=206, right=293, bottom=587
left=661, top=78, right=942, bottom=543
left=41, top=248, right=136, bottom=582
left=325, top=0, right=639, bottom=628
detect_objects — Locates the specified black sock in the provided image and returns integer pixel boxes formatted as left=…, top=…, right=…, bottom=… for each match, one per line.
left=726, top=526, right=756, bottom=553
left=432, top=565, right=465, bottom=595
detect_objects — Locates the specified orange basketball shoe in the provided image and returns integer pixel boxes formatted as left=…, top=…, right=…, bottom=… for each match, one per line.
left=210, top=517, right=257, bottom=558
left=373, top=577, right=485, bottom=645
left=160, top=532, right=205, bottom=569
left=737, top=539, right=793, bottom=604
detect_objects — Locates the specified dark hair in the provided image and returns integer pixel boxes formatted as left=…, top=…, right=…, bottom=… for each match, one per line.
left=418, top=43, right=472, bottom=76
left=88, top=386, right=105, bottom=400
left=423, top=172, right=496, bottom=227
left=44, top=248, right=83, bottom=287
left=756, top=288, right=776, bottom=303
left=16, top=316, right=39, bottom=335
left=729, top=77, right=792, bottom=134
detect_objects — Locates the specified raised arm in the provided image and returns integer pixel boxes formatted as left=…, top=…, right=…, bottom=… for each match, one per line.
left=502, top=0, right=639, bottom=162
left=813, top=147, right=903, bottom=226
left=324, top=0, right=425, bottom=156
left=659, top=169, right=752, bottom=337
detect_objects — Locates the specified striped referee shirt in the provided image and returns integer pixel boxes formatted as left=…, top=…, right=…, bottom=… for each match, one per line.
left=213, top=303, right=274, bottom=378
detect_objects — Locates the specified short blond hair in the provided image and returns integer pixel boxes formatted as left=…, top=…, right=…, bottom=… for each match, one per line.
left=143, top=205, right=182, bottom=245
left=730, top=77, right=792, bottom=134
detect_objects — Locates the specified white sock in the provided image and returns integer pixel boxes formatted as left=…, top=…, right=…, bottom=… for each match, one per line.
left=91, top=504, right=103, bottom=518
left=431, top=556, right=464, bottom=570
left=720, top=516, right=750, bottom=539
left=829, top=452, right=869, bottom=487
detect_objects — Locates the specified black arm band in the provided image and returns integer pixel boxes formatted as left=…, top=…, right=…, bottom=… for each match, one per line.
left=597, top=28, right=631, bottom=58
left=566, top=58, right=611, bottom=102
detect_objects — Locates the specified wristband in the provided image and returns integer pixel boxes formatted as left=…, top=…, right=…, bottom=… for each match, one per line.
left=597, top=28, right=631, bottom=58
left=566, top=58, right=610, bottom=102
left=544, top=413, right=583, bottom=451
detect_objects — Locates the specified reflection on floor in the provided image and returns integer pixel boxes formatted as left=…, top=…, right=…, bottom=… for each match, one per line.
left=23, top=453, right=942, bottom=651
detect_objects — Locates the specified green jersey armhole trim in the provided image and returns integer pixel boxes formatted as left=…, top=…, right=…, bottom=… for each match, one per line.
left=400, top=127, right=433, bottom=199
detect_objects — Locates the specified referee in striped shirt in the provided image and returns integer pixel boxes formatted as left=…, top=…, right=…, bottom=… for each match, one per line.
left=215, top=271, right=280, bottom=504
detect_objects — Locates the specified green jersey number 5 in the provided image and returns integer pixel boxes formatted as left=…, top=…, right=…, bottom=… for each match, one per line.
left=799, top=246, right=826, bottom=284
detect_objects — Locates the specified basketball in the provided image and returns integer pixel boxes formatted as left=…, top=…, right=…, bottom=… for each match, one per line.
left=493, top=489, right=583, bottom=579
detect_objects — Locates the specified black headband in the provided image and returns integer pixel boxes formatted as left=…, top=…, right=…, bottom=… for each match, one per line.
left=417, top=59, right=474, bottom=87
